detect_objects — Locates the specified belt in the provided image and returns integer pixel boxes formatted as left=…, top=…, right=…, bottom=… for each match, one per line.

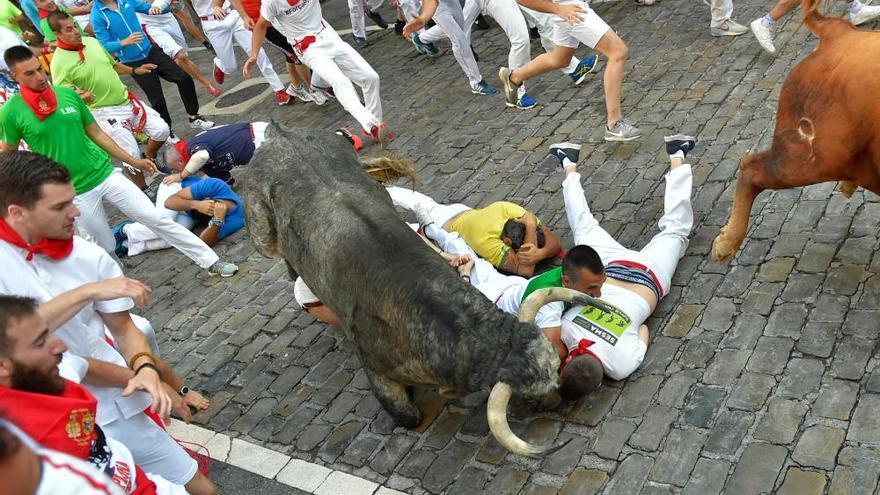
left=249, top=123, right=254, bottom=139
left=607, top=260, right=664, bottom=298
left=200, top=9, right=229, bottom=20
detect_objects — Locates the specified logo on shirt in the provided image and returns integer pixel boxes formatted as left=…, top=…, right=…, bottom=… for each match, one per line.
left=65, top=408, right=96, bottom=446
left=60, top=107, right=77, bottom=115
left=571, top=302, right=631, bottom=347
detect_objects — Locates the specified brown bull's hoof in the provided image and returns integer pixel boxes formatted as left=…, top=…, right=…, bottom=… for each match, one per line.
left=711, top=233, right=737, bottom=264
left=393, top=411, right=422, bottom=430
left=838, top=180, right=856, bottom=198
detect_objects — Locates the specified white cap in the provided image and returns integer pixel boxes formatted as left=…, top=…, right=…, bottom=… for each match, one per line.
left=294, top=277, right=320, bottom=306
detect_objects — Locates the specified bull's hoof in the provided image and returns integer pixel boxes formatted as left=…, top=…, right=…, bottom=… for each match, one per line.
left=711, top=233, right=737, bottom=264
left=392, top=410, right=422, bottom=430
left=838, top=180, right=856, bottom=198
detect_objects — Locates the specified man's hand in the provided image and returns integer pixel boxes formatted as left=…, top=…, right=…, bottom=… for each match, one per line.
left=123, top=367, right=171, bottom=422
left=193, top=200, right=215, bottom=216
left=212, top=201, right=228, bottom=220
left=121, top=32, right=144, bottom=47
left=242, top=14, right=255, bottom=29
left=440, top=252, right=471, bottom=268
left=138, top=63, right=158, bottom=74
left=402, top=13, right=426, bottom=37
left=132, top=157, right=158, bottom=176
left=163, top=382, right=192, bottom=422
left=554, top=2, right=585, bottom=24
left=212, top=5, right=227, bottom=19
left=86, top=277, right=152, bottom=308
left=242, top=56, right=257, bottom=78
left=162, top=173, right=183, bottom=185
left=516, top=243, right=542, bottom=265
left=22, top=30, right=38, bottom=42
left=76, top=89, right=94, bottom=104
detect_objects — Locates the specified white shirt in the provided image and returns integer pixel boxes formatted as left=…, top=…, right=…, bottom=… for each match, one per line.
left=0, top=237, right=151, bottom=425
left=191, top=0, right=228, bottom=18
left=136, top=11, right=176, bottom=27
left=260, top=0, right=325, bottom=44
left=560, top=283, right=650, bottom=381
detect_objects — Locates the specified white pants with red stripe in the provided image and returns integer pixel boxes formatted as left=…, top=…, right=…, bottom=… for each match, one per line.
left=299, top=27, right=382, bottom=130
left=202, top=10, right=284, bottom=91
left=563, top=166, right=693, bottom=296
left=91, top=101, right=170, bottom=172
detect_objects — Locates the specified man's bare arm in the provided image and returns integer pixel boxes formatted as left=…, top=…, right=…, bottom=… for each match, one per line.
left=37, top=278, right=151, bottom=331
left=539, top=225, right=562, bottom=258
left=501, top=249, right=535, bottom=277
left=520, top=212, right=539, bottom=247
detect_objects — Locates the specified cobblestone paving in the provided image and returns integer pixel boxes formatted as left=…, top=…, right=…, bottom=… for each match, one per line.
left=120, top=0, right=880, bottom=492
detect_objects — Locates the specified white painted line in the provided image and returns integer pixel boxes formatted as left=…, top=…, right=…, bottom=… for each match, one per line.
left=169, top=419, right=404, bottom=494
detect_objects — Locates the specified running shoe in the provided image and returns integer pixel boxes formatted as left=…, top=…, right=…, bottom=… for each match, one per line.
left=189, top=116, right=215, bottom=130
left=312, top=85, right=336, bottom=99
left=213, top=64, right=225, bottom=85
left=604, top=119, right=642, bottom=142
left=208, top=261, right=239, bottom=277
left=664, top=134, right=697, bottom=158
left=286, top=84, right=313, bottom=103
left=548, top=142, right=581, bottom=167
left=570, top=54, right=599, bottom=86
left=353, top=35, right=369, bottom=48
left=471, top=79, right=497, bottom=96
left=412, top=33, right=439, bottom=56
left=366, top=7, right=388, bottom=28
left=508, top=92, right=536, bottom=109
left=275, top=89, right=292, bottom=105
left=750, top=17, right=776, bottom=54
left=498, top=67, right=518, bottom=104
left=710, top=20, right=748, bottom=36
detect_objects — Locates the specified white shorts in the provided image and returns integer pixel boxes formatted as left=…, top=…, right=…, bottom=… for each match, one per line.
left=101, top=411, right=199, bottom=486
left=550, top=1, right=610, bottom=49
left=144, top=20, right=188, bottom=57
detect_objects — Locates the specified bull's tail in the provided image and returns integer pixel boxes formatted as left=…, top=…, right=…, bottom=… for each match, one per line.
left=361, top=156, right=418, bottom=186
left=802, top=0, right=828, bottom=37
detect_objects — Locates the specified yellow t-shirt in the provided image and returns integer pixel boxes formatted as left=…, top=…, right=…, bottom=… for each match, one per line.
left=449, top=201, right=527, bottom=267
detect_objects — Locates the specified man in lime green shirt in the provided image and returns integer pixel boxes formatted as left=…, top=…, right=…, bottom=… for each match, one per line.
left=0, top=45, right=238, bottom=276
left=35, top=0, right=83, bottom=42
left=49, top=11, right=168, bottom=190
left=0, top=0, right=31, bottom=38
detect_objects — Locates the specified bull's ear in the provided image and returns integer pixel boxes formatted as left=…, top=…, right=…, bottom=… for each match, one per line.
left=245, top=195, right=282, bottom=259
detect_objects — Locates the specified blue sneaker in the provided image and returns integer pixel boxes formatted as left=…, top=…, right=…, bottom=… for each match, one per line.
left=508, top=92, right=536, bottom=109
left=412, top=33, right=439, bottom=57
left=111, top=220, right=133, bottom=258
left=570, top=54, right=599, bottom=86
left=353, top=36, right=368, bottom=48
left=471, top=79, right=497, bottom=96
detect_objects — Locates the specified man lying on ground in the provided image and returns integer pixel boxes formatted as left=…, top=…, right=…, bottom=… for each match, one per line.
left=163, top=121, right=268, bottom=185
left=386, top=188, right=561, bottom=277
left=547, top=136, right=696, bottom=400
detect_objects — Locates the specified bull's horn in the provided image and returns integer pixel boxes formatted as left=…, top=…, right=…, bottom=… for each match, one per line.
left=487, top=382, right=570, bottom=458
left=518, top=287, right=617, bottom=324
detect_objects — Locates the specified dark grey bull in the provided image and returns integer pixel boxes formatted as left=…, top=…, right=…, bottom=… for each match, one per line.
left=237, top=124, right=601, bottom=456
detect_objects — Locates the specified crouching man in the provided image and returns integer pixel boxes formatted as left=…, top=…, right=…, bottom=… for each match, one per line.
left=162, top=121, right=268, bottom=185
left=546, top=136, right=696, bottom=400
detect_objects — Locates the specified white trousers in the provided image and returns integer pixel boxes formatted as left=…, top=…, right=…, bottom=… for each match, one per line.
left=348, top=0, right=383, bottom=39
left=519, top=6, right=580, bottom=74
left=420, top=0, right=483, bottom=86
left=299, top=28, right=382, bottom=130
left=709, top=0, right=733, bottom=27
left=91, top=101, right=170, bottom=172
left=102, top=411, right=198, bottom=487
left=74, top=170, right=219, bottom=269
left=202, top=11, right=284, bottom=91
left=143, top=18, right=188, bottom=58
left=386, top=186, right=472, bottom=228
left=398, top=0, right=421, bottom=29
left=562, top=166, right=693, bottom=295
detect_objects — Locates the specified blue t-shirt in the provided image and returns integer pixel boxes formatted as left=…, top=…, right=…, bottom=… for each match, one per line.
left=182, top=177, right=245, bottom=239
left=188, top=123, right=255, bottom=185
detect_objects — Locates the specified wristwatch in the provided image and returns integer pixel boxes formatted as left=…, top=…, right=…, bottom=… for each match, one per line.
left=209, top=218, right=225, bottom=228
left=178, top=385, right=189, bottom=396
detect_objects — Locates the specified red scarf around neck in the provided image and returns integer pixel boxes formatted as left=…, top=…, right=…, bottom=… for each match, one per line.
left=0, top=217, right=73, bottom=261
left=56, top=39, right=86, bottom=62
left=562, top=338, right=603, bottom=371
left=38, top=8, right=52, bottom=18
left=19, top=84, right=58, bottom=120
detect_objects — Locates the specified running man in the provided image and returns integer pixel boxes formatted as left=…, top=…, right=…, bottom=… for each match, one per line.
left=750, top=0, right=880, bottom=54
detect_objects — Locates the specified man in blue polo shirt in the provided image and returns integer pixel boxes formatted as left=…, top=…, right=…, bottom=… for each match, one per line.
left=162, top=121, right=265, bottom=185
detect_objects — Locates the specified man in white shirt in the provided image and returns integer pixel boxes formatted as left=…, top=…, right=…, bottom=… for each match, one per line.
left=190, top=0, right=291, bottom=104
left=545, top=136, right=696, bottom=400
left=245, top=0, right=391, bottom=145
left=0, top=151, right=217, bottom=495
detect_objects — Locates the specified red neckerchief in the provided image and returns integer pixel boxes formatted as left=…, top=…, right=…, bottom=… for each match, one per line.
left=0, top=217, right=73, bottom=261
left=562, top=338, right=602, bottom=371
left=39, top=8, right=52, bottom=18
left=56, top=39, right=86, bottom=62
left=0, top=380, right=98, bottom=460
left=18, top=84, right=59, bottom=121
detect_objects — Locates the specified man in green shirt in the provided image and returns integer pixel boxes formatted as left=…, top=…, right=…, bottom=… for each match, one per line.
left=0, top=0, right=33, bottom=39
left=35, top=0, right=83, bottom=42
left=49, top=11, right=168, bottom=190
left=0, top=45, right=238, bottom=277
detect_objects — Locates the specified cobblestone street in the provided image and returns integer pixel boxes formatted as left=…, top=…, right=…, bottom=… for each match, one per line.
left=122, top=0, right=880, bottom=492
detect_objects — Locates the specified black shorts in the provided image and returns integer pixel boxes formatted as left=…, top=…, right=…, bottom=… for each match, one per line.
left=264, top=26, right=302, bottom=64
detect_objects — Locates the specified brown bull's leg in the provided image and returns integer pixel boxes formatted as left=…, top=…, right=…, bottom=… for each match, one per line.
left=712, top=172, right=762, bottom=263
left=366, top=370, right=422, bottom=429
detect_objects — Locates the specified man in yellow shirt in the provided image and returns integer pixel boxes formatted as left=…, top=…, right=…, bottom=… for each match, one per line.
left=387, top=187, right=560, bottom=277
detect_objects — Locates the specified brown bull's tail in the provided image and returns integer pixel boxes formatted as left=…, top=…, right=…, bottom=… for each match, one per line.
left=803, top=0, right=828, bottom=37
left=361, top=156, right=419, bottom=186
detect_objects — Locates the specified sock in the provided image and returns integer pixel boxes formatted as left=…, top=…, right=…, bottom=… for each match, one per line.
left=562, top=157, right=576, bottom=168
left=670, top=150, right=685, bottom=160
left=762, top=14, right=775, bottom=26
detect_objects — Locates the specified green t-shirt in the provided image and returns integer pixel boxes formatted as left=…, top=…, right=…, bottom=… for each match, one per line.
left=40, top=6, right=83, bottom=42
left=0, top=85, right=113, bottom=194
left=51, top=37, right=129, bottom=109
left=0, top=0, right=23, bottom=37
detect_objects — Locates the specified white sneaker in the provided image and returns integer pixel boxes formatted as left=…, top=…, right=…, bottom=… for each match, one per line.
left=848, top=3, right=880, bottom=25
left=285, top=84, right=314, bottom=103
left=309, top=88, right=328, bottom=106
left=710, top=20, right=749, bottom=36
left=750, top=18, right=776, bottom=54
left=189, top=116, right=214, bottom=130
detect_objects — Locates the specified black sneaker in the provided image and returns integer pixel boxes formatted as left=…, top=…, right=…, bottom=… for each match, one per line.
left=664, top=134, right=697, bottom=158
left=548, top=142, right=581, bottom=167
left=394, top=19, right=405, bottom=35
left=528, top=26, right=539, bottom=40
left=474, top=13, right=490, bottom=30
left=366, top=7, right=388, bottom=29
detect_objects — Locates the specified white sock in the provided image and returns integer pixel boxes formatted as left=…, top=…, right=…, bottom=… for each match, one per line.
left=562, top=157, right=576, bottom=168
left=670, top=150, right=685, bottom=160
left=762, top=14, right=774, bottom=26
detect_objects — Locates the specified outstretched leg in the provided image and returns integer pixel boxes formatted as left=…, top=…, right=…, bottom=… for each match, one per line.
left=365, top=369, right=421, bottom=428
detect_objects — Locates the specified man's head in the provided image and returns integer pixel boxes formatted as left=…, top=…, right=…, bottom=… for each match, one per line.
left=163, top=142, right=189, bottom=172
left=48, top=11, right=82, bottom=45
left=0, top=152, right=77, bottom=242
left=501, top=219, right=546, bottom=251
left=561, top=245, right=605, bottom=297
left=4, top=46, right=48, bottom=91
left=558, top=354, right=604, bottom=401
left=34, top=0, right=58, bottom=12
left=0, top=295, right=67, bottom=395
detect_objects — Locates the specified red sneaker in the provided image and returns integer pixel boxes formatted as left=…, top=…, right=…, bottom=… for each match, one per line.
left=213, top=64, right=225, bottom=85
left=275, top=90, right=292, bottom=106
left=335, top=128, right=363, bottom=151
left=367, top=122, right=394, bottom=146
left=207, top=85, right=222, bottom=97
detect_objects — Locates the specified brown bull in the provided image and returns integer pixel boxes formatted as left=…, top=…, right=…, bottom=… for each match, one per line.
left=712, top=0, right=880, bottom=263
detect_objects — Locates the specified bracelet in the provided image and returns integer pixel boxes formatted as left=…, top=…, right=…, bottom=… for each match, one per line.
left=461, top=275, right=471, bottom=282
left=209, top=218, right=225, bottom=228
left=135, top=362, right=159, bottom=376
left=128, top=351, right=156, bottom=369
left=179, top=385, right=190, bottom=396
